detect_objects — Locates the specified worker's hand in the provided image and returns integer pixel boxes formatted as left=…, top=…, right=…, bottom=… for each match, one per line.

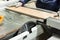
left=16, top=2, right=22, bottom=7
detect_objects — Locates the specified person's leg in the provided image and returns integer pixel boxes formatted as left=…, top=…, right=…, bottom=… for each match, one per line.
left=36, top=0, right=59, bottom=12
left=20, top=0, right=31, bottom=7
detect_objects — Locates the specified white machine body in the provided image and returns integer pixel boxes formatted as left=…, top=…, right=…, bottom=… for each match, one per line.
left=9, top=25, right=44, bottom=40
left=47, top=17, right=60, bottom=30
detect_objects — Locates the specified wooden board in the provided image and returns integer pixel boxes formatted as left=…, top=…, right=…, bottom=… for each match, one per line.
left=52, top=16, right=60, bottom=20
left=6, top=7, right=57, bottom=19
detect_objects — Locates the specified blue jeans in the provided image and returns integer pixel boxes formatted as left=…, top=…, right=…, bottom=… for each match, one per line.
left=36, top=0, right=59, bottom=12
left=19, top=0, right=30, bottom=6
left=19, top=0, right=30, bottom=4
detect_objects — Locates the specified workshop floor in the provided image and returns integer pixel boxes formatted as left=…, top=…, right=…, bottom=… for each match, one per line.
left=0, top=0, right=52, bottom=40
left=0, top=9, right=37, bottom=27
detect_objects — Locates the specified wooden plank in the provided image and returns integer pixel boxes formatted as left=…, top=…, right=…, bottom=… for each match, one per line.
left=6, top=7, right=57, bottom=19
left=51, top=16, right=60, bottom=20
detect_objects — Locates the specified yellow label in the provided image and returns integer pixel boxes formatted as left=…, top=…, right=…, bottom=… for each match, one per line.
left=0, top=16, right=4, bottom=24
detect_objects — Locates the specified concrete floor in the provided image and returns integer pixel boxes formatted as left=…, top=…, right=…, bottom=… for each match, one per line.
left=0, top=0, right=52, bottom=40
